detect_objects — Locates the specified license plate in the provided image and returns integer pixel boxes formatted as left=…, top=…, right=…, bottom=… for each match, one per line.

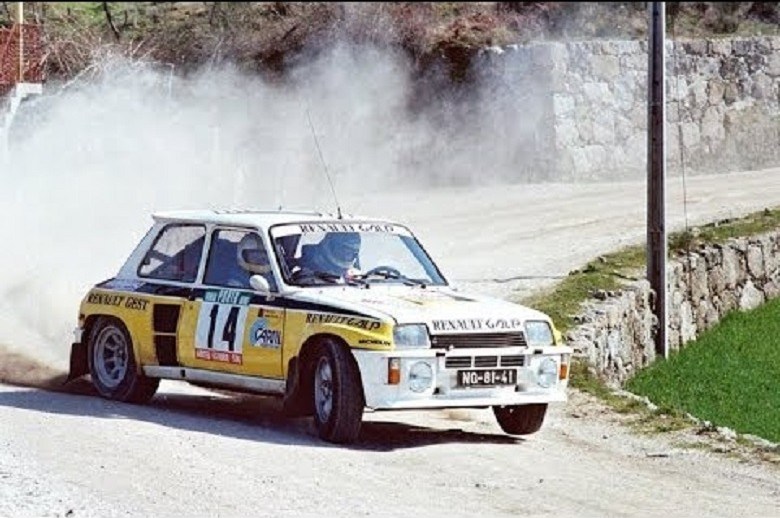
left=457, top=369, right=516, bottom=387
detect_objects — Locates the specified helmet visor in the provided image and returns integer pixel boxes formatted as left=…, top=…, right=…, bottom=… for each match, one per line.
left=242, top=248, right=268, bottom=266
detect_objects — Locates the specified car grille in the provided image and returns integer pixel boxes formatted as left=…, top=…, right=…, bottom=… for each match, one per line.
left=431, top=332, right=527, bottom=349
left=445, top=355, right=525, bottom=369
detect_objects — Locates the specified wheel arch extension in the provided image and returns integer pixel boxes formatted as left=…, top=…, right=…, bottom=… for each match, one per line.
left=284, top=333, right=364, bottom=416
left=69, top=314, right=134, bottom=381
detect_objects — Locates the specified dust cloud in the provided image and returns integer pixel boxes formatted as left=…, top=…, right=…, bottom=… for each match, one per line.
left=0, top=41, right=546, bottom=383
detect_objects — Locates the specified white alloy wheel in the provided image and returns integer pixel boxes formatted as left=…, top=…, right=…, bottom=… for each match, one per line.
left=314, top=356, right=334, bottom=424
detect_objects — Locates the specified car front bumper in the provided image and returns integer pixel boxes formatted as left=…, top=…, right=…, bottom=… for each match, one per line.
left=352, top=345, right=572, bottom=410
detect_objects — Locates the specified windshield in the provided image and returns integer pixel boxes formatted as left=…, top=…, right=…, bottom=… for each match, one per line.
left=270, top=222, right=447, bottom=287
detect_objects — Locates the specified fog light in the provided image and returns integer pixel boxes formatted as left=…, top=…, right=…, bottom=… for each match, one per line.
left=537, top=358, right=558, bottom=388
left=408, top=361, right=433, bottom=393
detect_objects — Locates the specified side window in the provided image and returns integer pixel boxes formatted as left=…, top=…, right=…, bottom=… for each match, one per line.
left=139, top=224, right=206, bottom=283
left=204, top=229, right=277, bottom=291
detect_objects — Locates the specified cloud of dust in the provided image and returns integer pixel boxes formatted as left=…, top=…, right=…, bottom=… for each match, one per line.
left=0, top=40, right=546, bottom=383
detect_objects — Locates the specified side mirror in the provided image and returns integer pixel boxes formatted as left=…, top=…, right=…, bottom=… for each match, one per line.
left=249, top=274, right=272, bottom=295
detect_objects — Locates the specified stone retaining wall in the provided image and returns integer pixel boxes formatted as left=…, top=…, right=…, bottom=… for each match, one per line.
left=476, top=36, right=780, bottom=181
left=566, top=230, right=780, bottom=385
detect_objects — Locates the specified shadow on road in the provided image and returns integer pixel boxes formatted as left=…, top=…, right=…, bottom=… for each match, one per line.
left=0, top=379, right=523, bottom=451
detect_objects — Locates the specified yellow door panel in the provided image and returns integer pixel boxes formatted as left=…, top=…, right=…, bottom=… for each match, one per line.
left=178, top=288, right=284, bottom=378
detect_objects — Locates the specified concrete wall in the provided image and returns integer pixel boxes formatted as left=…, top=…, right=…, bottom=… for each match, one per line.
left=566, top=230, right=780, bottom=385
left=476, top=36, right=780, bottom=181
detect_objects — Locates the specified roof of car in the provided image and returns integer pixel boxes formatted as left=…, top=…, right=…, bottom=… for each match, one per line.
left=151, top=209, right=397, bottom=228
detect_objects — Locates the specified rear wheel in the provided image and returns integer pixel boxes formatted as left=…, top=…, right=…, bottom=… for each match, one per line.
left=312, top=340, right=364, bottom=444
left=88, top=317, right=159, bottom=404
left=492, top=404, right=548, bottom=435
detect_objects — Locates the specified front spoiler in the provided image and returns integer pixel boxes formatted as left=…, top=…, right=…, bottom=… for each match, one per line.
left=353, top=345, right=572, bottom=410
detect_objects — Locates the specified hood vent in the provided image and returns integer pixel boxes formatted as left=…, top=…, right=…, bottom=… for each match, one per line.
left=431, top=332, right=527, bottom=349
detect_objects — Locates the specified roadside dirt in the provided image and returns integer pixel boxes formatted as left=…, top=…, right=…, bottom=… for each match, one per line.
left=2, top=168, right=780, bottom=517
left=1, top=380, right=777, bottom=518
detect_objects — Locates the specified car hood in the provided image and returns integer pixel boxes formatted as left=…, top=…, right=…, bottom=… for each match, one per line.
left=288, top=284, right=551, bottom=332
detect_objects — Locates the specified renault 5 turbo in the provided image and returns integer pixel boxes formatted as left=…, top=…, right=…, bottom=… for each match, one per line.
left=68, top=209, right=572, bottom=444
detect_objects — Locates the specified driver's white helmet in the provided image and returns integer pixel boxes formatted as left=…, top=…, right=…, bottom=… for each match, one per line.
left=237, top=233, right=271, bottom=275
left=321, top=232, right=361, bottom=270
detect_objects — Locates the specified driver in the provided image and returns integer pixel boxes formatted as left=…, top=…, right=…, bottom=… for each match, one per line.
left=299, top=232, right=361, bottom=281
left=236, top=233, right=273, bottom=287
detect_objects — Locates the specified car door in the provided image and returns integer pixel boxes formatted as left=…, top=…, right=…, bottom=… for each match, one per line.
left=178, top=227, right=285, bottom=379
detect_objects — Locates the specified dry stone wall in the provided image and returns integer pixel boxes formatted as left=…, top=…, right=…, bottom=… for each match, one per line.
left=566, top=230, right=780, bottom=386
left=475, top=36, right=780, bottom=181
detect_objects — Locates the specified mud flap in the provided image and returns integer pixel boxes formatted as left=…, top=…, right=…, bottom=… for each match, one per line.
left=282, top=358, right=313, bottom=417
left=67, top=342, right=88, bottom=382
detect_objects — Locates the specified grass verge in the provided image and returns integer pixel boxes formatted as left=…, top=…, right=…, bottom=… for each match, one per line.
left=625, top=298, right=780, bottom=443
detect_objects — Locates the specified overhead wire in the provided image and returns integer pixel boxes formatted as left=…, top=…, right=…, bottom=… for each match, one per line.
left=669, top=4, right=695, bottom=323
left=670, top=4, right=691, bottom=243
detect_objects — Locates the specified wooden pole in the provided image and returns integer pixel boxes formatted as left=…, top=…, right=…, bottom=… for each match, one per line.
left=647, top=1, right=668, bottom=359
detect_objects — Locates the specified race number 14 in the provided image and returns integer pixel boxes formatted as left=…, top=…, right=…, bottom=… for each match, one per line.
left=195, top=302, right=249, bottom=355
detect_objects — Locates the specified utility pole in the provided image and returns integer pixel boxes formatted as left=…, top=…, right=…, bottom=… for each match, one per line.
left=647, top=1, right=668, bottom=359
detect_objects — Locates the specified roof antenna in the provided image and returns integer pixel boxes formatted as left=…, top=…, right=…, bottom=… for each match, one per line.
left=305, top=108, right=343, bottom=219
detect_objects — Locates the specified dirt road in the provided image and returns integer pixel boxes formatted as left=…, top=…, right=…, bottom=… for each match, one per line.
left=2, top=168, right=780, bottom=517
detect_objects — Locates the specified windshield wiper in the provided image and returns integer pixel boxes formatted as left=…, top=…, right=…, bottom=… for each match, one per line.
left=352, top=270, right=425, bottom=287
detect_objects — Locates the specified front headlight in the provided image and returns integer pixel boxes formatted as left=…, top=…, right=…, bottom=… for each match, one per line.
left=525, top=320, right=554, bottom=347
left=393, top=324, right=430, bottom=349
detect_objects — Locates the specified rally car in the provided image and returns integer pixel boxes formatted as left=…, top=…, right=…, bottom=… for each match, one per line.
left=68, top=209, right=572, bottom=444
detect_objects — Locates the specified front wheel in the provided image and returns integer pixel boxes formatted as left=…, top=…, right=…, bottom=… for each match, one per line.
left=312, top=340, right=364, bottom=444
left=492, top=404, right=548, bottom=435
left=88, top=317, right=159, bottom=404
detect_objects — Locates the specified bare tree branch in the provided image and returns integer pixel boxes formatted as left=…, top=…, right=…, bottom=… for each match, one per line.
left=102, top=1, right=120, bottom=41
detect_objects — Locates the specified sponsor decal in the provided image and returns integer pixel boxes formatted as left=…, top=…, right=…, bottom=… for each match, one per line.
left=299, top=223, right=397, bottom=233
left=124, top=297, right=150, bottom=311
left=257, top=307, right=282, bottom=319
left=249, top=317, right=282, bottom=349
left=431, top=318, right=524, bottom=332
left=306, top=313, right=382, bottom=331
left=87, top=293, right=124, bottom=307
left=195, top=349, right=242, bottom=364
left=204, top=289, right=251, bottom=306
left=86, top=293, right=149, bottom=311
left=358, top=338, right=391, bottom=346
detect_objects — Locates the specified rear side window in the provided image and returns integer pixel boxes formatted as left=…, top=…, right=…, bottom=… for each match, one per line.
left=138, top=224, right=206, bottom=283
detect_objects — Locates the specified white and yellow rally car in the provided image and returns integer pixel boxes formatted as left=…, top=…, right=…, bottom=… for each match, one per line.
left=68, top=209, right=572, bottom=444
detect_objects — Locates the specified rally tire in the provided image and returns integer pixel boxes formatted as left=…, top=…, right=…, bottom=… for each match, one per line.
left=492, top=404, right=548, bottom=435
left=87, top=317, right=159, bottom=404
left=311, top=339, right=365, bottom=444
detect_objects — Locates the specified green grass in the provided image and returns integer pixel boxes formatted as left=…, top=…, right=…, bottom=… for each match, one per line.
left=625, top=298, right=780, bottom=443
